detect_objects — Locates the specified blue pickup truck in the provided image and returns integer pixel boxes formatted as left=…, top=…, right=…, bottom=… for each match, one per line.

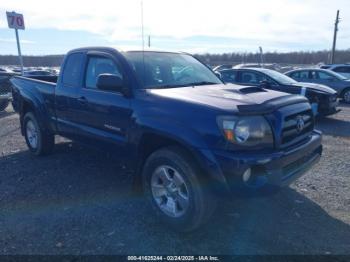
left=10, top=47, right=322, bottom=231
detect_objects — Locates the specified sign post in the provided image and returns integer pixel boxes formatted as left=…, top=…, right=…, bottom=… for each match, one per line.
left=6, top=11, right=25, bottom=74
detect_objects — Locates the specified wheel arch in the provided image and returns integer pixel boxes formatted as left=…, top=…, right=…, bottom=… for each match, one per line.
left=134, top=131, right=229, bottom=194
left=19, top=97, right=51, bottom=136
left=340, top=86, right=350, bottom=97
left=136, top=132, right=201, bottom=175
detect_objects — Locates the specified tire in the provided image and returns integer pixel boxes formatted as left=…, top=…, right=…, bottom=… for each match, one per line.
left=23, top=112, right=54, bottom=156
left=342, top=88, right=350, bottom=104
left=142, top=146, right=217, bottom=232
left=0, top=100, right=9, bottom=111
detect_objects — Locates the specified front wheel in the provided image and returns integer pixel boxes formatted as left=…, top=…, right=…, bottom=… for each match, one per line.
left=23, top=112, right=54, bottom=156
left=142, top=146, right=217, bottom=232
left=342, top=88, right=350, bottom=103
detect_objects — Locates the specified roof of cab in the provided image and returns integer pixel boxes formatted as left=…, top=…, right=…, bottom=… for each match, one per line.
left=67, top=46, right=183, bottom=55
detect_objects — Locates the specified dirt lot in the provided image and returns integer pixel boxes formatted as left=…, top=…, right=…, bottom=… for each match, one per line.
left=0, top=104, right=349, bottom=255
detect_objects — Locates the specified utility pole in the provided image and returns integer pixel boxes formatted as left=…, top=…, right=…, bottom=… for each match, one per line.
left=330, top=10, right=340, bottom=64
left=259, top=46, right=264, bottom=68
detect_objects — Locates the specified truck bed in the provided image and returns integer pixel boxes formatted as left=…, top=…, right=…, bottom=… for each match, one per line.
left=10, top=76, right=57, bottom=113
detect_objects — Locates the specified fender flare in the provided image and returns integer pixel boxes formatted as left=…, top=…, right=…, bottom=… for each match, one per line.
left=19, top=91, right=51, bottom=135
left=134, top=116, right=230, bottom=193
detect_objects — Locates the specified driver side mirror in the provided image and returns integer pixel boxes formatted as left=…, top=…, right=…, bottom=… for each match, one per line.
left=96, top=74, right=124, bottom=93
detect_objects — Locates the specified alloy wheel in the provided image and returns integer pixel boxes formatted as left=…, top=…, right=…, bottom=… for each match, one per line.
left=151, top=165, right=190, bottom=218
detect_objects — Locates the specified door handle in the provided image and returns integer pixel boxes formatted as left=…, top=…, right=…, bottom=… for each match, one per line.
left=77, top=96, right=88, bottom=105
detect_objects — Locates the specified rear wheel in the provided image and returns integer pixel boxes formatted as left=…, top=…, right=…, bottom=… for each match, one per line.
left=342, top=88, right=350, bottom=103
left=142, top=146, right=217, bottom=232
left=23, top=112, right=54, bottom=156
left=0, top=100, right=9, bottom=111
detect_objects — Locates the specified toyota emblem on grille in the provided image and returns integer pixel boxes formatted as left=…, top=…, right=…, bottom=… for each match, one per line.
left=296, top=116, right=305, bottom=133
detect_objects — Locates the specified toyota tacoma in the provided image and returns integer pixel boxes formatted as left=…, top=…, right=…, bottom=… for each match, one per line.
left=11, top=47, right=322, bottom=231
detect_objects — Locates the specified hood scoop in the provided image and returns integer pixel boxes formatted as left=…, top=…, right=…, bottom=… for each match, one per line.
left=237, top=95, right=308, bottom=115
left=226, top=86, right=267, bottom=94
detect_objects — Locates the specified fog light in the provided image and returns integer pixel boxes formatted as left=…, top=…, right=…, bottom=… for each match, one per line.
left=242, top=168, right=251, bottom=183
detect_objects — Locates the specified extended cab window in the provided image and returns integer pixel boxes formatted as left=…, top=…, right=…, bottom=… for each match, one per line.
left=85, top=57, right=123, bottom=89
left=62, top=53, right=84, bottom=86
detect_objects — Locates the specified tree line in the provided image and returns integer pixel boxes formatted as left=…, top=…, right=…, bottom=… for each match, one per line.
left=195, top=49, right=350, bottom=66
left=0, top=49, right=350, bottom=67
left=0, top=55, right=64, bottom=67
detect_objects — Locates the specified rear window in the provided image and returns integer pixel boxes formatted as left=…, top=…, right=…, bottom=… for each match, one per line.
left=62, top=53, right=84, bottom=86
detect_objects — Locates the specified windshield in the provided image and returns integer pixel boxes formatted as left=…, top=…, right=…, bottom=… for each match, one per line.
left=262, top=69, right=298, bottom=85
left=123, top=51, right=222, bottom=89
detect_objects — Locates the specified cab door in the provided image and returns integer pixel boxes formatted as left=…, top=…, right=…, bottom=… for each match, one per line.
left=73, top=52, right=133, bottom=156
left=55, top=52, right=86, bottom=136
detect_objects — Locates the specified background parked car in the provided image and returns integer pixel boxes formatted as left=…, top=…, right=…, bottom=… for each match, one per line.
left=0, top=68, right=18, bottom=111
left=233, top=63, right=282, bottom=71
left=285, top=68, right=350, bottom=103
left=217, top=68, right=339, bottom=117
left=22, top=70, right=57, bottom=77
left=320, top=64, right=350, bottom=78
left=212, top=64, right=234, bottom=71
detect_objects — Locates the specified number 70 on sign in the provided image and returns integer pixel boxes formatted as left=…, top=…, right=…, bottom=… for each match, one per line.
left=6, top=11, right=25, bottom=30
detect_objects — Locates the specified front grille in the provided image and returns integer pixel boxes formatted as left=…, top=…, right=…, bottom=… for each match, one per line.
left=281, top=109, right=314, bottom=145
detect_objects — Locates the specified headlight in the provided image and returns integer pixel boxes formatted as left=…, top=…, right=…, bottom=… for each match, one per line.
left=217, top=116, right=273, bottom=147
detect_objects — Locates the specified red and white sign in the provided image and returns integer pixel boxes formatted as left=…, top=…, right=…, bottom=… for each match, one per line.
left=6, top=11, right=25, bottom=30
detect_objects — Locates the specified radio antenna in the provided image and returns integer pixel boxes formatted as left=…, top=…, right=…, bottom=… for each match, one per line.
left=141, top=0, right=145, bottom=85
left=141, top=0, right=145, bottom=51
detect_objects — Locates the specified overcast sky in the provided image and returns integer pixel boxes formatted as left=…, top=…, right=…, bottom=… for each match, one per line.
left=0, top=0, right=349, bottom=55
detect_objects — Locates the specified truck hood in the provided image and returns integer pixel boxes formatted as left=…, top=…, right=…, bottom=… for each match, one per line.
left=291, top=82, right=337, bottom=94
left=147, top=83, right=307, bottom=114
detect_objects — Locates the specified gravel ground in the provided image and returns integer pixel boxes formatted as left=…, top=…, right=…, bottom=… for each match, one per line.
left=0, top=104, right=349, bottom=255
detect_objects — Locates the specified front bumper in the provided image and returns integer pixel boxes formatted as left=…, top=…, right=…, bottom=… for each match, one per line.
left=198, top=131, right=322, bottom=195
left=0, top=92, right=12, bottom=101
left=318, top=99, right=340, bottom=116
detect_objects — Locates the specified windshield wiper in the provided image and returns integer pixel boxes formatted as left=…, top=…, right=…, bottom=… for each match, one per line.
left=183, top=81, right=219, bottom=87
left=148, top=82, right=218, bottom=89
left=148, top=84, right=187, bottom=89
